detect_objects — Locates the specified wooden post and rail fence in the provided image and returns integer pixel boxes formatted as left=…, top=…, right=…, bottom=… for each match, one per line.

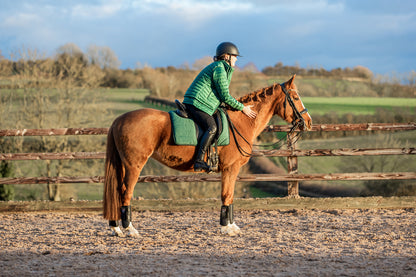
left=1, top=121, right=415, bottom=198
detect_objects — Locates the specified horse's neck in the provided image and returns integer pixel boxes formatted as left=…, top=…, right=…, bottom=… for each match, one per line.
left=253, top=93, right=282, bottom=136
left=233, top=85, right=284, bottom=140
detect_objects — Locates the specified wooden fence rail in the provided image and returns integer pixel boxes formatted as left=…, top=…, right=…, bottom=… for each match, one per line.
left=0, top=128, right=109, bottom=137
left=1, top=123, right=415, bottom=137
left=1, top=122, right=415, bottom=197
left=1, top=147, right=415, bottom=161
left=1, top=172, right=415, bottom=185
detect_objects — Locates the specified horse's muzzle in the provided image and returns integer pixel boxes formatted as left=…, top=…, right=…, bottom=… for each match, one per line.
left=296, top=118, right=312, bottom=131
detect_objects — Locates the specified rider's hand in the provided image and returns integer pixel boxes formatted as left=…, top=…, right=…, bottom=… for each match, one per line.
left=242, top=105, right=257, bottom=119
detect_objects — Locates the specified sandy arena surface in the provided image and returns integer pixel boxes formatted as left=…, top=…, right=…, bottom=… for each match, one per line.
left=0, top=208, right=415, bottom=276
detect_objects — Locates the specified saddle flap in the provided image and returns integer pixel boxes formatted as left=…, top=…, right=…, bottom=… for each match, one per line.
left=169, top=109, right=229, bottom=146
left=212, top=109, right=223, bottom=142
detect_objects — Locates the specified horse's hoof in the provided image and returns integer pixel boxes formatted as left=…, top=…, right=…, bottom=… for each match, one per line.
left=124, top=222, right=140, bottom=238
left=110, top=226, right=125, bottom=237
left=220, top=223, right=241, bottom=236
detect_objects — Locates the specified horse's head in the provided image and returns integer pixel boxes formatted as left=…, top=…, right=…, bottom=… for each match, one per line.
left=277, top=75, right=312, bottom=131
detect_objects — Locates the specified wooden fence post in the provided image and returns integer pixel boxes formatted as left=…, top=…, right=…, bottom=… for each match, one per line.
left=287, top=132, right=299, bottom=198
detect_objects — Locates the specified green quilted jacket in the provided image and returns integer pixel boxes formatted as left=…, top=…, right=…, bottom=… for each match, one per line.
left=183, top=60, right=244, bottom=116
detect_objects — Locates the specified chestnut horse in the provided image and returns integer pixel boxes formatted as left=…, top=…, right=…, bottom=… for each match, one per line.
left=103, top=75, right=312, bottom=237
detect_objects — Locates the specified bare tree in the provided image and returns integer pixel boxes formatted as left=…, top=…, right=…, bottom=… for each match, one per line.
left=405, top=70, right=416, bottom=87
left=56, top=43, right=84, bottom=57
left=87, top=44, right=121, bottom=69
left=192, top=56, right=212, bottom=70
left=242, top=62, right=260, bottom=73
left=6, top=46, right=107, bottom=201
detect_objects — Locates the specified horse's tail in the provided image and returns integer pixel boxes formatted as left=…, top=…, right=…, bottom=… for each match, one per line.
left=103, top=126, right=122, bottom=220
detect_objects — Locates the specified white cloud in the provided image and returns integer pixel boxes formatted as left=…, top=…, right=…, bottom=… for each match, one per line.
left=240, top=0, right=345, bottom=14
left=0, top=0, right=414, bottom=73
left=71, top=1, right=125, bottom=18
left=130, top=0, right=254, bottom=25
left=2, top=13, right=43, bottom=28
left=366, top=13, right=416, bottom=34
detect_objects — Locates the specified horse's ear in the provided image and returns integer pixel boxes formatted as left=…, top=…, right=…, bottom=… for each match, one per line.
left=288, top=74, right=296, bottom=86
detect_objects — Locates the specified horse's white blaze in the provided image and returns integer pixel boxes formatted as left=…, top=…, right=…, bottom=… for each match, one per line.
left=110, top=226, right=124, bottom=237
left=298, top=97, right=311, bottom=122
left=124, top=222, right=139, bottom=237
left=220, top=223, right=241, bottom=236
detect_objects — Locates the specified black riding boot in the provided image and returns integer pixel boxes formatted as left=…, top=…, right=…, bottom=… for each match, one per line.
left=194, top=130, right=216, bottom=172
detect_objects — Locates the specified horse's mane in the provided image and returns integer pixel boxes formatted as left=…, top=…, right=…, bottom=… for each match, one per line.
left=225, top=83, right=279, bottom=111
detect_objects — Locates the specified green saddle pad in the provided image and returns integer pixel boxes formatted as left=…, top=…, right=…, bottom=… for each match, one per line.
left=169, top=109, right=230, bottom=146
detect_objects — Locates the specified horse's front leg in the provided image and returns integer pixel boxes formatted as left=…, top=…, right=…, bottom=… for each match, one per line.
left=220, top=165, right=241, bottom=236
left=120, top=205, right=139, bottom=237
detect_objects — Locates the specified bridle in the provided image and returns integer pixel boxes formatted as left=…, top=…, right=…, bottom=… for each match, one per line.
left=225, top=83, right=308, bottom=157
left=281, top=83, right=308, bottom=128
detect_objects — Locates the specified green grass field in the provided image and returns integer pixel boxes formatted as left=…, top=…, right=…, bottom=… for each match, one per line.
left=98, top=88, right=151, bottom=116
left=101, top=89, right=416, bottom=117
left=2, top=87, right=415, bottom=122
left=302, top=97, right=416, bottom=115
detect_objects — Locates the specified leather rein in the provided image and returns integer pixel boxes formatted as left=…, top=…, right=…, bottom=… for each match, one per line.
left=225, top=83, right=308, bottom=157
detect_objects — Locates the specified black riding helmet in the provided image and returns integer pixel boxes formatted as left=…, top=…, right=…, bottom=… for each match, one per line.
left=215, top=42, right=241, bottom=58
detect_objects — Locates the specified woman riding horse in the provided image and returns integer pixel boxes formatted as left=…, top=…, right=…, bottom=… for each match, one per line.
left=184, top=42, right=257, bottom=172
left=103, top=57, right=312, bottom=237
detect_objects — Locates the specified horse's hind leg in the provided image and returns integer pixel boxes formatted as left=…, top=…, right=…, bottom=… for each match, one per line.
left=108, top=163, right=146, bottom=237
left=123, top=166, right=142, bottom=237
left=118, top=165, right=143, bottom=237
left=109, top=220, right=124, bottom=237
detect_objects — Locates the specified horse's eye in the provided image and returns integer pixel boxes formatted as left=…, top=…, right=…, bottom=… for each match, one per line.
left=293, top=97, right=299, bottom=101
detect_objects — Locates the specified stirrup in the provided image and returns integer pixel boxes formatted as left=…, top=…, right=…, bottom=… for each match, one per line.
left=194, top=161, right=209, bottom=172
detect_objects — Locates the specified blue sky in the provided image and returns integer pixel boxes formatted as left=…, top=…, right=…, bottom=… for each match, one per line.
left=0, top=0, right=415, bottom=75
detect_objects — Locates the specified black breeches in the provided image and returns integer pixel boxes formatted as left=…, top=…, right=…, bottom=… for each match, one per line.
left=185, top=104, right=217, bottom=135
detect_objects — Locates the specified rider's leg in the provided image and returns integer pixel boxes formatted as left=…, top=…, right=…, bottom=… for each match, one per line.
left=194, top=127, right=217, bottom=171
left=184, top=104, right=217, bottom=171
